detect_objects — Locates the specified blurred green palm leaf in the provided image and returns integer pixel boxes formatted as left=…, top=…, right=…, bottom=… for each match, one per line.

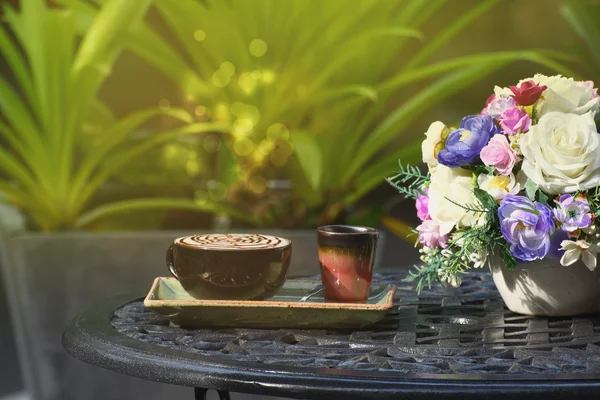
left=63, top=0, right=574, bottom=227
left=561, top=0, right=600, bottom=78
left=0, top=0, right=254, bottom=230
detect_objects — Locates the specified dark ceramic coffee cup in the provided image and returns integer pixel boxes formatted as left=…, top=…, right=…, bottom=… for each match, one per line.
left=167, top=233, right=291, bottom=300
left=317, top=225, right=379, bottom=302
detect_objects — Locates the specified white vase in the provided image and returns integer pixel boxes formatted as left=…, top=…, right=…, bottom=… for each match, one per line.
left=489, top=256, right=600, bottom=316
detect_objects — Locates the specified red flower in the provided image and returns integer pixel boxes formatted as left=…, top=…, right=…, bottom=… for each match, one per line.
left=509, top=80, right=547, bottom=106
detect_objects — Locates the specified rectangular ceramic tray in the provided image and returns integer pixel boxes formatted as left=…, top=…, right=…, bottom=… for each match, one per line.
left=143, top=277, right=396, bottom=329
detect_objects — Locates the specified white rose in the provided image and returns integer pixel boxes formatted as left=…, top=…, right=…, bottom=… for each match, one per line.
left=520, top=111, right=600, bottom=194
left=428, top=164, right=481, bottom=235
left=523, top=74, right=599, bottom=117
left=477, top=173, right=522, bottom=202
left=421, top=121, right=447, bottom=168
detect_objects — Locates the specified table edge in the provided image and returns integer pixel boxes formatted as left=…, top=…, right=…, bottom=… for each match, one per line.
left=62, top=294, right=600, bottom=399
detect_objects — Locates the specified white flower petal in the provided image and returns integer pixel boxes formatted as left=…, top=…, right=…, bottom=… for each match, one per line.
left=560, top=240, right=578, bottom=250
left=429, top=165, right=480, bottom=235
left=576, top=240, right=591, bottom=250
left=560, top=248, right=581, bottom=266
left=581, top=250, right=597, bottom=271
left=519, top=112, right=600, bottom=195
left=422, top=121, right=446, bottom=167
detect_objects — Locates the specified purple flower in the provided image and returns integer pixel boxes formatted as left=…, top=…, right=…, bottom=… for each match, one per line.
left=437, top=115, right=499, bottom=167
left=499, top=106, right=531, bottom=134
left=553, top=194, right=593, bottom=233
left=484, top=95, right=516, bottom=118
left=498, top=195, right=556, bottom=261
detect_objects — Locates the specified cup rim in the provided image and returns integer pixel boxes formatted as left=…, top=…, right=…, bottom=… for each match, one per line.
left=173, top=233, right=291, bottom=251
left=317, top=225, right=378, bottom=236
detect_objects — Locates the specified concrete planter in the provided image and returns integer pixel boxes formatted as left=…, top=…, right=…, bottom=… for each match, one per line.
left=489, top=256, right=600, bottom=316
left=0, top=229, right=386, bottom=400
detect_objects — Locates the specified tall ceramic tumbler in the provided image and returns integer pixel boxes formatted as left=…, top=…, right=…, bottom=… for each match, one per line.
left=317, top=225, right=379, bottom=302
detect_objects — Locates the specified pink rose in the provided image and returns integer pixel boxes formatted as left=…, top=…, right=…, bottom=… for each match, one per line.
left=416, top=219, right=449, bottom=249
left=416, top=193, right=430, bottom=221
left=499, top=106, right=531, bottom=134
left=480, top=134, right=520, bottom=175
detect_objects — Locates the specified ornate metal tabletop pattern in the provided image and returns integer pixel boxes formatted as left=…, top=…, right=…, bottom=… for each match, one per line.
left=110, top=272, right=600, bottom=376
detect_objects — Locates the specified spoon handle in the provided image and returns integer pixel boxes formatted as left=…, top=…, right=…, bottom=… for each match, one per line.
left=299, top=285, right=324, bottom=302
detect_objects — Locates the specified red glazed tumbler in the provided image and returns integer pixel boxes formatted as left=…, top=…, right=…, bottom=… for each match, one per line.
left=317, top=225, right=379, bottom=302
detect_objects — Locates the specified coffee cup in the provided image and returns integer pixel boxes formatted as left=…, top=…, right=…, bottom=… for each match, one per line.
left=167, top=233, right=291, bottom=300
left=317, top=225, right=378, bottom=302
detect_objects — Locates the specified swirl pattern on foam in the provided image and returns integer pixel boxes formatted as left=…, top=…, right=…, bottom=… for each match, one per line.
left=175, top=234, right=289, bottom=249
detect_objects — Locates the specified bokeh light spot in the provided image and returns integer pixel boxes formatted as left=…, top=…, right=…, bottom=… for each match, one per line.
left=233, top=137, right=254, bottom=156
left=249, top=39, right=267, bottom=57
left=231, top=101, right=245, bottom=117
left=251, top=70, right=262, bottom=80
left=243, top=104, right=261, bottom=124
left=259, top=138, right=275, bottom=152
left=164, top=143, right=178, bottom=159
left=207, top=180, right=228, bottom=201
left=195, top=189, right=209, bottom=205
left=270, top=151, right=289, bottom=167
left=212, top=71, right=230, bottom=88
left=213, top=102, right=230, bottom=121
left=194, top=105, right=207, bottom=117
left=261, top=70, right=275, bottom=84
left=233, top=118, right=254, bottom=136
left=193, top=29, right=206, bottom=42
left=266, top=123, right=289, bottom=140
left=248, top=175, right=268, bottom=194
left=275, top=140, right=294, bottom=158
left=186, top=158, right=201, bottom=177
left=238, top=72, right=257, bottom=95
left=220, top=61, right=236, bottom=76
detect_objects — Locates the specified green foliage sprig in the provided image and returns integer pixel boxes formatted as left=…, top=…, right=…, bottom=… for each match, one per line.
left=405, top=185, right=516, bottom=292
left=587, top=186, right=600, bottom=216
left=385, top=162, right=429, bottom=200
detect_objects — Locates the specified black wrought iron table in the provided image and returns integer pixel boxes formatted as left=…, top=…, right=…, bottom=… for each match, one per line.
left=62, top=272, right=600, bottom=399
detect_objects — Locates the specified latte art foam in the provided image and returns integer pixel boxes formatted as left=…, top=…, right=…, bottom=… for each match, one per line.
left=175, top=234, right=289, bottom=250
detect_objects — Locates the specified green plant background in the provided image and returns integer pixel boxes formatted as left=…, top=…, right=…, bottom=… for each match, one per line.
left=0, top=0, right=595, bottom=232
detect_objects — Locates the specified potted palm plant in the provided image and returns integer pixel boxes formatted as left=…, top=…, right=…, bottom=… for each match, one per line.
left=0, top=1, right=250, bottom=400
left=115, top=0, right=572, bottom=267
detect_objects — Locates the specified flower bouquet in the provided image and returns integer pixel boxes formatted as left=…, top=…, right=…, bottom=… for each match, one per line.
left=388, top=74, right=600, bottom=316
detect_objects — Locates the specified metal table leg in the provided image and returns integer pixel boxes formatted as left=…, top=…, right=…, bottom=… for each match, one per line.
left=195, top=387, right=232, bottom=400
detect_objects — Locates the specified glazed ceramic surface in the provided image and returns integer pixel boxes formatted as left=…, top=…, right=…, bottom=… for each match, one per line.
left=317, top=225, right=378, bottom=302
left=167, top=233, right=291, bottom=300
left=489, top=256, right=600, bottom=316
left=144, top=277, right=396, bottom=328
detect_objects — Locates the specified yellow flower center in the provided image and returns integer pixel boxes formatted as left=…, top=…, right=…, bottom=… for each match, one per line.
left=433, top=141, right=445, bottom=158
left=488, top=175, right=511, bottom=191
left=459, top=130, right=471, bottom=142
